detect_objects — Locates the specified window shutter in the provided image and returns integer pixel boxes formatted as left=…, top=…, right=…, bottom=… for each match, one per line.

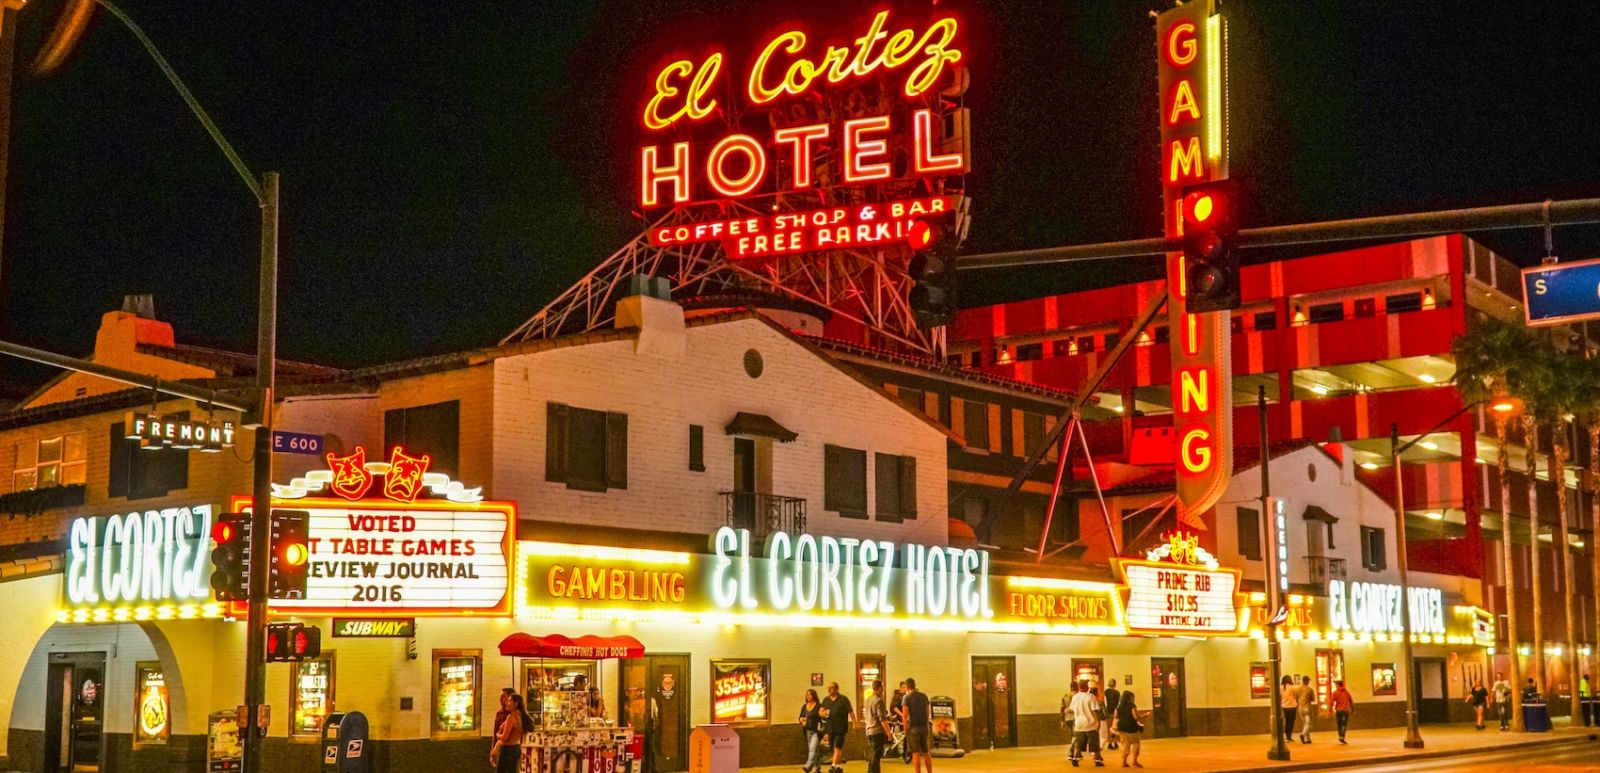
left=604, top=412, right=629, bottom=489
left=988, top=404, right=1003, bottom=452
left=874, top=453, right=901, bottom=522
left=825, top=444, right=867, bottom=518
left=545, top=403, right=568, bottom=482
left=898, top=455, right=917, bottom=519
left=951, top=398, right=966, bottom=444
left=1236, top=508, right=1261, bottom=560
left=824, top=445, right=845, bottom=511
left=689, top=425, right=704, bottom=472
left=108, top=422, right=129, bottom=498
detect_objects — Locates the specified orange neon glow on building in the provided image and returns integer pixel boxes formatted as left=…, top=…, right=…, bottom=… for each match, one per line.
left=1166, top=135, right=1205, bottom=184
left=706, top=134, right=768, bottom=197
left=384, top=446, right=432, bottom=503
left=325, top=448, right=374, bottom=501
left=843, top=116, right=893, bottom=182
left=1167, top=79, right=1200, bottom=125
left=1165, top=21, right=1198, bottom=66
left=643, top=55, right=722, bottom=130
left=640, top=143, right=691, bottom=207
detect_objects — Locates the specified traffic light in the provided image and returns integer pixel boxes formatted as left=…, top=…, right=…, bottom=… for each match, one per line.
left=908, top=221, right=959, bottom=329
left=266, top=622, right=322, bottom=662
left=209, top=514, right=251, bottom=601
left=268, top=510, right=311, bottom=600
left=1180, top=181, right=1240, bottom=313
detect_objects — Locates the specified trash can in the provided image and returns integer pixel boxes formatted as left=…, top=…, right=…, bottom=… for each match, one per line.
left=1522, top=700, right=1552, bottom=733
left=320, top=711, right=370, bottom=772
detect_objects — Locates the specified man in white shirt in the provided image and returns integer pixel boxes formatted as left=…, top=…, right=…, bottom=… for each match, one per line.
left=1068, top=680, right=1104, bottom=768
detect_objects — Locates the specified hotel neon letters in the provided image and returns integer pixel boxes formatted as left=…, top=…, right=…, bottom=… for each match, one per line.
left=63, top=505, right=217, bottom=616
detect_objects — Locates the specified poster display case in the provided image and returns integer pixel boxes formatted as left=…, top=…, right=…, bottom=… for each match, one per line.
left=133, top=662, right=170, bottom=747
left=291, top=656, right=335, bottom=736
left=433, top=650, right=481, bottom=737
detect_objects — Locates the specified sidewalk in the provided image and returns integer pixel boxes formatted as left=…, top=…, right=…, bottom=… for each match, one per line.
left=742, top=719, right=1598, bottom=773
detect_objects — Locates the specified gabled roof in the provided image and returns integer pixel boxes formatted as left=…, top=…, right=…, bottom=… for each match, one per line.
left=136, top=343, right=346, bottom=379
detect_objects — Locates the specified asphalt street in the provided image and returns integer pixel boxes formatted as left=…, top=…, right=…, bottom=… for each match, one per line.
left=1337, top=739, right=1598, bottom=772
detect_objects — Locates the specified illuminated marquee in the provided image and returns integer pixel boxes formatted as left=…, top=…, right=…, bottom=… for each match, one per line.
left=1116, top=531, right=1245, bottom=636
left=1157, top=0, right=1232, bottom=527
left=517, top=532, right=1125, bottom=634
left=638, top=9, right=969, bottom=211
left=648, top=195, right=960, bottom=260
left=239, top=480, right=515, bottom=617
left=61, top=505, right=225, bottom=622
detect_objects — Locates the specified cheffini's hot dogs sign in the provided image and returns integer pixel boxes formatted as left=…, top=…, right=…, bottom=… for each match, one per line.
left=638, top=8, right=969, bottom=259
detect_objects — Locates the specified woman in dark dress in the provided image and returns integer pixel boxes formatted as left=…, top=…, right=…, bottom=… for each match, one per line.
left=1467, top=679, right=1490, bottom=729
left=798, top=689, right=824, bottom=773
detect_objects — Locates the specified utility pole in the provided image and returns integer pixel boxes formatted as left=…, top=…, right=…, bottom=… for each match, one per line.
left=1260, top=386, right=1289, bottom=761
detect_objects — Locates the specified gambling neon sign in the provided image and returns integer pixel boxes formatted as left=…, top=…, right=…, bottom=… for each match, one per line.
left=639, top=9, right=969, bottom=209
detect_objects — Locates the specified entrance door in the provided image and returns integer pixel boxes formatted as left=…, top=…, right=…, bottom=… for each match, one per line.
left=1149, top=658, right=1187, bottom=738
left=45, top=652, right=106, bottom=772
left=621, top=654, right=690, bottom=773
left=1413, top=658, right=1449, bottom=724
left=732, top=437, right=756, bottom=530
left=970, top=657, right=1016, bottom=749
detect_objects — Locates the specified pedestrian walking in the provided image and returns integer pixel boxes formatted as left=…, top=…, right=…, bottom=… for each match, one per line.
left=1102, top=679, right=1121, bottom=751
left=490, top=693, right=532, bottom=773
left=1068, top=679, right=1105, bottom=767
left=799, top=689, right=824, bottom=773
left=1062, top=680, right=1081, bottom=761
left=492, top=687, right=515, bottom=735
left=1580, top=674, right=1593, bottom=727
left=820, top=681, right=855, bottom=773
left=1279, top=675, right=1298, bottom=743
left=1330, top=680, right=1354, bottom=744
left=901, top=677, right=934, bottom=773
left=1114, top=687, right=1146, bottom=768
left=1467, top=679, right=1489, bottom=729
left=889, top=681, right=910, bottom=764
left=1491, top=672, right=1513, bottom=731
left=864, top=679, right=890, bottom=773
left=1293, top=675, right=1317, bottom=743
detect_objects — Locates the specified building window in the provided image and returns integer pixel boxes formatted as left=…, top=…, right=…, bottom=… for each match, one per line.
left=545, top=403, right=628, bottom=492
left=1052, top=340, right=1074, bottom=357
left=1253, top=311, right=1277, bottom=331
left=1015, top=343, right=1043, bottom=361
left=1236, top=507, right=1262, bottom=561
left=824, top=444, right=868, bottom=519
left=12, top=431, right=87, bottom=491
left=1104, top=332, right=1120, bottom=349
left=291, top=655, right=335, bottom=737
left=688, top=425, right=705, bottom=472
left=1078, top=336, right=1095, bottom=353
left=711, top=659, right=771, bottom=724
left=109, top=421, right=187, bottom=500
left=897, top=387, right=925, bottom=416
left=1385, top=292, right=1423, bottom=313
left=1022, top=412, right=1046, bottom=458
left=1361, top=526, right=1387, bottom=571
left=1154, top=326, right=1171, bottom=344
left=432, top=649, right=481, bottom=738
left=1308, top=302, right=1344, bottom=323
left=385, top=401, right=460, bottom=477
left=874, top=453, right=918, bottom=523
left=963, top=401, right=990, bottom=451
left=1353, top=298, right=1377, bottom=318
left=968, top=351, right=983, bottom=367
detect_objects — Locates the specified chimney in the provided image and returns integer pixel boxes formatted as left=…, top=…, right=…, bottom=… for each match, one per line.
left=122, top=293, right=156, bottom=319
left=614, top=275, right=685, bottom=359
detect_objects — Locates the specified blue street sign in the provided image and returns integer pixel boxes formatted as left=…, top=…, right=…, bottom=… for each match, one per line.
left=1522, top=257, right=1600, bottom=326
left=271, top=430, right=324, bottom=456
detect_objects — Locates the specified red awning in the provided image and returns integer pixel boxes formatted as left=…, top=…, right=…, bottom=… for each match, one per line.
left=498, top=633, right=646, bottom=659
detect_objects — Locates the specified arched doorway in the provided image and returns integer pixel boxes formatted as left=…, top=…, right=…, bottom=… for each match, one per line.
left=11, top=622, right=189, bottom=773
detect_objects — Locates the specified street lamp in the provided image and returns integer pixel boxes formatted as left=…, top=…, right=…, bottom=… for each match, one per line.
left=1388, top=398, right=1493, bottom=749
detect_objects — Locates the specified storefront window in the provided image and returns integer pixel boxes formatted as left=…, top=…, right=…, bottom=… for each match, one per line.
left=1371, top=662, right=1397, bottom=696
left=856, top=654, right=885, bottom=712
left=1314, top=649, right=1345, bottom=712
left=711, top=659, right=770, bottom=724
left=1249, top=663, right=1270, bottom=699
left=291, top=656, right=335, bottom=736
left=1071, top=658, right=1104, bottom=690
left=133, top=661, right=170, bottom=747
left=524, top=660, right=599, bottom=727
left=432, top=650, right=481, bottom=737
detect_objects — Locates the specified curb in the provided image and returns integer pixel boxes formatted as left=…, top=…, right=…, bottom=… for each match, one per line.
left=1200, top=732, right=1599, bottom=773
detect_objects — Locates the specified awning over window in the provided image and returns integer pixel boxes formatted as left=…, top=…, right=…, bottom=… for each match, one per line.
left=724, top=412, right=798, bottom=443
left=498, top=633, right=645, bottom=659
left=1301, top=505, right=1339, bottom=525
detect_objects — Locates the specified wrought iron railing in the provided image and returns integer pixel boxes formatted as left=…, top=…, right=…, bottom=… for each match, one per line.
left=721, top=491, right=807, bottom=538
left=1307, top=556, right=1348, bottom=586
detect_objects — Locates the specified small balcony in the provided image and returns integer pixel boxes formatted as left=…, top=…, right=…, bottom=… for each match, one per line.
left=1306, top=556, right=1348, bottom=588
left=721, top=491, right=807, bottom=538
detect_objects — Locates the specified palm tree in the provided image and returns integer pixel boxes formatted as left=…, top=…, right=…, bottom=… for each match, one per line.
left=1452, top=315, right=1544, bottom=731
left=1562, top=353, right=1600, bottom=719
left=1515, top=338, right=1561, bottom=706
left=1536, top=348, right=1586, bottom=722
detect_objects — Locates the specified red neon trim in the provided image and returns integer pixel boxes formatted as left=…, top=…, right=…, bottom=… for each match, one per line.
left=706, top=134, right=767, bottom=198
left=640, top=143, right=691, bottom=207
left=913, top=109, right=965, bottom=174
left=843, top=116, right=892, bottom=182
left=773, top=123, right=829, bottom=188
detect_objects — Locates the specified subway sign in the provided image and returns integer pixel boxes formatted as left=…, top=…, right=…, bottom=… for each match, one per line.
left=62, top=505, right=223, bottom=621
left=519, top=528, right=1127, bottom=635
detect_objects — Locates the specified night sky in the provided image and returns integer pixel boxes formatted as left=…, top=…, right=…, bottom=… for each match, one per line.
left=3, top=0, right=1599, bottom=392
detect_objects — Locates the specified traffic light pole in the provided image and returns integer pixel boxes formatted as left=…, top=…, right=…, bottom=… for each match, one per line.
left=957, top=197, right=1600, bottom=271
left=243, top=172, right=278, bottom=773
